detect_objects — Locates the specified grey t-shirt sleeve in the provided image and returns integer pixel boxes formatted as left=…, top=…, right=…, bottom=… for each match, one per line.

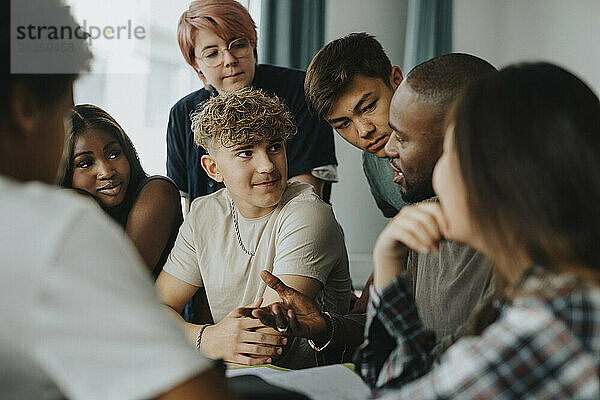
left=403, top=250, right=418, bottom=297
left=273, top=198, right=344, bottom=285
left=272, top=193, right=351, bottom=314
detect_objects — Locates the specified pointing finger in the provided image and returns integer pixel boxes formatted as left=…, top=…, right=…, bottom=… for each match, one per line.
left=260, top=270, right=293, bottom=299
left=232, top=297, right=264, bottom=318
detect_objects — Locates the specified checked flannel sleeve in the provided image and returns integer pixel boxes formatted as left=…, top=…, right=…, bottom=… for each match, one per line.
left=355, top=274, right=437, bottom=389
left=356, top=272, right=600, bottom=399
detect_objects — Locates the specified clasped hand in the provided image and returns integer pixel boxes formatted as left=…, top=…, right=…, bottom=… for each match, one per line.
left=236, top=203, right=452, bottom=343
left=200, top=298, right=288, bottom=366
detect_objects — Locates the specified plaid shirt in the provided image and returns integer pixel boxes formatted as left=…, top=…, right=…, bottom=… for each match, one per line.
left=355, top=266, right=600, bottom=399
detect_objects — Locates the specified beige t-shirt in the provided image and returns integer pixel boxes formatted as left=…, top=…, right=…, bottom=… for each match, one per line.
left=164, top=182, right=352, bottom=322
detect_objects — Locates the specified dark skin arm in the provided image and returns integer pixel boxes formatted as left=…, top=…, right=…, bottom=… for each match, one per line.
left=351, top=274, right=373, bottom=314
left=238, top=270, right=330, bottom=344
left=126, top=179, right=182, bottom=272
left=239, top=272, right=369, bottom=362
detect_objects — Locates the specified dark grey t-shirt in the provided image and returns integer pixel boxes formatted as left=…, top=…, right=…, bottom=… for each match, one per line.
left=407, top=239, right=496, bottom=347
left=320, top=197, right=497, bottom=365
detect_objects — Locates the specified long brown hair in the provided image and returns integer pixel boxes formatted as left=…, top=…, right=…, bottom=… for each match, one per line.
left=452, top=63, right=600, bottom=283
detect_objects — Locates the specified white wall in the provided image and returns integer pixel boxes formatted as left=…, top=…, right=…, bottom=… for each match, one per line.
left=453, top=0, right=600, bottom=93
left=72, top=0, right=198, bottom=175
left=72, top=0, right=262, bottom=176
left=325, top=0, right=409, bottom=287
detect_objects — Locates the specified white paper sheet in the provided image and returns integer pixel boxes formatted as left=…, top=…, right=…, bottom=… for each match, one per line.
left=227, top=364, right=372, bottom=400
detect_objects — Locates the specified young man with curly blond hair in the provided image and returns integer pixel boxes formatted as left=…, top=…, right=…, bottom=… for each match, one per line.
left=156, top=88, right=351, bottom=368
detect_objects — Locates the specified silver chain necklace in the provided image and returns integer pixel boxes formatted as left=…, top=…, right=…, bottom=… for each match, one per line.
left=230, top=199, right=256, bottom=257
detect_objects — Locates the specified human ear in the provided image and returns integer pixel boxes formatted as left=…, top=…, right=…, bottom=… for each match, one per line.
left=390, top=66, right=404, bottom=90
left=201, top=154, right=223, bottom=182
left=9, top=82, right=41, bottom=137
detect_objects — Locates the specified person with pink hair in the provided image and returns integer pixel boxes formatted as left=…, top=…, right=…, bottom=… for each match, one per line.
left=167, top=0, right=337, bottom=213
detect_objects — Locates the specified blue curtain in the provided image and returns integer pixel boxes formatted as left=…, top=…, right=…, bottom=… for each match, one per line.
left=259, top=0, right=325, bottom=70
left=404, top=0, right=453, bottom=71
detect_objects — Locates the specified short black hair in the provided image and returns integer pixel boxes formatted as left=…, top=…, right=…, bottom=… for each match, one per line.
left=406, top=53, right=497, bottom=114
left=1, top=0, right=92, bottom=123
left=305, top=32, right=392, bottom=119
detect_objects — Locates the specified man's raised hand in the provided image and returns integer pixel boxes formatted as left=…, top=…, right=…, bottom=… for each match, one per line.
left=237, top=271, right=330, bottom=343
left=373, top=202, right=450, bottom=290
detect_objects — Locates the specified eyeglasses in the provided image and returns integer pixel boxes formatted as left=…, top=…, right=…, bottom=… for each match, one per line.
left=196, top=38, right=253, bottom=67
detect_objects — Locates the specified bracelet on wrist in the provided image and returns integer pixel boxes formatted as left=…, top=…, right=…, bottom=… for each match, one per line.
left=308, top=311, right=334, bottom=352
left=196, top=324, right=211, bottom=351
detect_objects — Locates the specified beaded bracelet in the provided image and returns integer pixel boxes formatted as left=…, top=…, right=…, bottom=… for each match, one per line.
left=196, top=324, right=211, bottom=351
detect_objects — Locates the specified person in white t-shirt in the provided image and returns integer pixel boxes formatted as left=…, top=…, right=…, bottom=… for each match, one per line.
left=156, top=87, right=351, bottom=367
left=1, top=1, right=236, bottom=399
